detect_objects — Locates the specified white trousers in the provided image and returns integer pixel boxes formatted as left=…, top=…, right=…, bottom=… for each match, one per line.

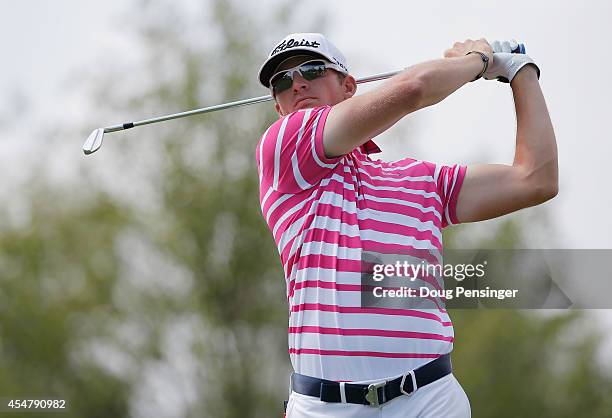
left=286, top=373, right=471, bottom=418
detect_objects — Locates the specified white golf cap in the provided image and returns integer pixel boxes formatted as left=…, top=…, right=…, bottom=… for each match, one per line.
left=258, top=33, right=349, bottom=88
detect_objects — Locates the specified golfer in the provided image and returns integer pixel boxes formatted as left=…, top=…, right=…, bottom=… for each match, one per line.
left=255, top=33, right=557, bottom=417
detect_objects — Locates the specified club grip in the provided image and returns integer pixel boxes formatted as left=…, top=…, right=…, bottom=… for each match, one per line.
left=512, top=43, right=526, bottom=54
left=491, top=43, right=528, bottom=83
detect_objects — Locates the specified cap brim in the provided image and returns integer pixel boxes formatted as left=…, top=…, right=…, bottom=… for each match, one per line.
left=258, top=49, right=328, bottom=88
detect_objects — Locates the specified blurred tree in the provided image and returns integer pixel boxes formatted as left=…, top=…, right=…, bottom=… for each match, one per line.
left=445, top=220, right=612, bottom=418
left=2, top=0, right=322, bottom=417
left=0, top=188, right=131, bottom=418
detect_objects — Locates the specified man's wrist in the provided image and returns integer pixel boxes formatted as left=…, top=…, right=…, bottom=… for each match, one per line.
left=465, top=51, right=489, bottom=82
left=510, top=64, right=539, bottom=87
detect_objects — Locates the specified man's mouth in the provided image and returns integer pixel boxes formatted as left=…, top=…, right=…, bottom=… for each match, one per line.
left=294, top=97, right=315, bottom=108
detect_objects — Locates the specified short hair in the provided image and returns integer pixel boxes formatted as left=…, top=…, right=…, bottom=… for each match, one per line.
left=334, top=70, right=347, bottom=83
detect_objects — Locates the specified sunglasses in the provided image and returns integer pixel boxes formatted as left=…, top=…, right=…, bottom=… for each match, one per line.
left=269, top=59, right=345, bottom=94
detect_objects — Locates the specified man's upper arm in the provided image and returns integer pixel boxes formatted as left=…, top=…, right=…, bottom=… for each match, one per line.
left=455, top=164, right=554, bottom=223
left=322, top=79, right=424, bottom=158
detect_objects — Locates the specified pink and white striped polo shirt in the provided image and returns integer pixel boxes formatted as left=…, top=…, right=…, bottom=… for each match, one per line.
left=255, top=105, right=467, bottom=382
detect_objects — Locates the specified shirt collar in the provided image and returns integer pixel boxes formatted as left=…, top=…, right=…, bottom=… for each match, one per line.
left=360, top=139, right=382, bottom=155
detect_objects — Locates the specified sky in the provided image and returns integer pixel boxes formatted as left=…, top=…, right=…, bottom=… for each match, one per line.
left=1, top=0, right=610, bottom=249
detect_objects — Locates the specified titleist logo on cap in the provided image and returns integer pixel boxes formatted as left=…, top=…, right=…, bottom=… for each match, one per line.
left=271, top=38, right=321, bottom=56
left=331, top=57, right=348, bottom=72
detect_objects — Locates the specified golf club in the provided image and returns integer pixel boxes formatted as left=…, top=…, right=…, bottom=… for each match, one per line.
left=82, top=70, right=403, bottom=155
left=83, top=43, right=525, bottom=155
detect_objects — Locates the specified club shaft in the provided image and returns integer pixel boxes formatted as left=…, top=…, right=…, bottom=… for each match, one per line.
left=102, top=70, right=403, bottom=133
left=103, top=94, right=274, bottom=132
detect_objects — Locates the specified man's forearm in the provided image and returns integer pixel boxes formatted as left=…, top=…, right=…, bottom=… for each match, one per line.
left=511, top=66, right=558, bottom=196
left=405, top=53, right=486, bottom=108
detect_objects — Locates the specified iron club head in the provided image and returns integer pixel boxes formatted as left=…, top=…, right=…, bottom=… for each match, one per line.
left=83, top=128, right=105, bottom=155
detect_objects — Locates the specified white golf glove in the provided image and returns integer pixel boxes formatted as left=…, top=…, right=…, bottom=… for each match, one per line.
left=484, top=39, right=540, bottom=83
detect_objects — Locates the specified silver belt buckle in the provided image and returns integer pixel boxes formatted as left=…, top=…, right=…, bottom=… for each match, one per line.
left=365, top=381, right=386, bottom=407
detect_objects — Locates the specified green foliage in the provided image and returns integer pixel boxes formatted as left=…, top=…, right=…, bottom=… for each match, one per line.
left=445, top=220, right=612, bottom=417
left=0, top=189, right=130, bottom=417
left=452, top=310, right=612, bottom=417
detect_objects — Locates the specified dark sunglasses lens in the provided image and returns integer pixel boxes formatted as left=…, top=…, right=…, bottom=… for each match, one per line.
left=271, top=73, right=293, bottom=94
left=301, top=64, right=326, bottom=81
left=271, top=61, right=328, bottom=94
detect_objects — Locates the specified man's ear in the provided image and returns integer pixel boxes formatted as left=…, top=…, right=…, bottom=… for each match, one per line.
left=343, top=75, right=357, bottom=99
left=275, top=101, right=285, bottom=117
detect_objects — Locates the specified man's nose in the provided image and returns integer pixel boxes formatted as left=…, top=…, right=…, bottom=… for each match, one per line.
left=291, top=73, right=309, bottom=91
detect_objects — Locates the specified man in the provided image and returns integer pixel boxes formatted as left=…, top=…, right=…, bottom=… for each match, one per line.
left=255, top=33, right=557, bottom=417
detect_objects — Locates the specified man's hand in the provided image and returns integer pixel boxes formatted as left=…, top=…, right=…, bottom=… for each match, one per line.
left=444, top=38, right=493, bottom=63
left=484, top=39, right=540, bottom=83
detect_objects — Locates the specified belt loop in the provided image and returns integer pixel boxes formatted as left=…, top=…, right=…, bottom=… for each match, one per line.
left=400, top=370, right=418, bottom=396
left=339, top=382, right=347, bottom=403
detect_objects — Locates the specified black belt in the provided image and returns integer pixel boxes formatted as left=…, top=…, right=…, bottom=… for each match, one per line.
left=290, top=353, right=452, bottom=407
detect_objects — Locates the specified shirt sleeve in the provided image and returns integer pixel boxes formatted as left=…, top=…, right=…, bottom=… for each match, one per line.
left=256, top=106, right=342, bottom=194
left=422, top=161, right=468, bottom=228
